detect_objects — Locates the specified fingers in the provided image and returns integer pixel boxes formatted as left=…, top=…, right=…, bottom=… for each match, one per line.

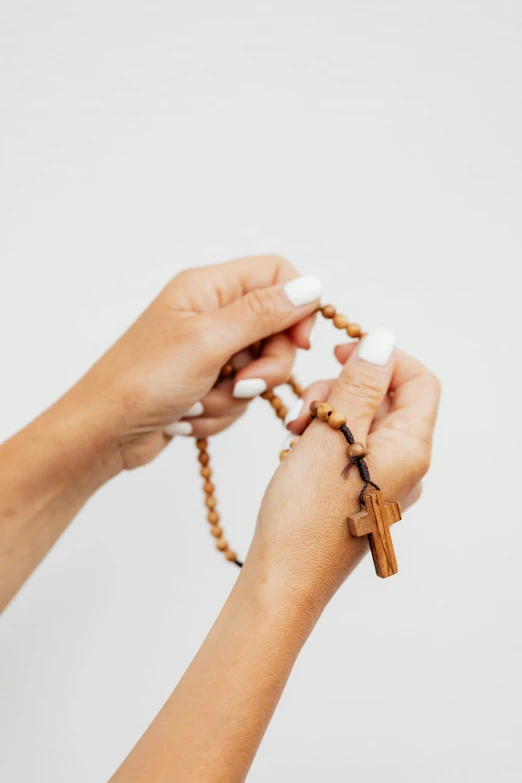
left=326, top=328, right=397, bottom=440
left=360, top=350, right=440, bottom=498
left=198, top=254, right=302, bottom=305
left=210, top=255, right=318, bottom=352
left=288, top=312, right=317, bottom=350
left=164, top=413, right=243, bottom=439
left=170, top=254, right=300, bottom=308
left=401, top=481, right=423, bottom=510
left=333, top=342, right=358, bottom=366
left=284, top=379, right=335, bottom=434
left=387, top=349, right=441, bottom=435
left=336, top=343, right=440, bottom=440
left=377, top=349, right=441, bottom=457
left=163, top=381, right=250, bottom=438
left=211, top=274, right=322, bottom=358
left=188, top=384, right=250, bottom=419
left=283, top=331, right=394, bottom=436
left=232, top=333, right=296, bottom=399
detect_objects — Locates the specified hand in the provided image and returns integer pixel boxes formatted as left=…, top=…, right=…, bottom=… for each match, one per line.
left=74, top=255, right=321, bottom=470
left=246, top=329, right=441, bottom=615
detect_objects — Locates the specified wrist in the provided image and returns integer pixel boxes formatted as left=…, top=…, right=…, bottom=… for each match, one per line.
left=46, top=380, right=124, bottom=493
left=246, top=506, right=370, bottom=624
left=238, top=546, right=332, bottom=643
left=229, top=557, right=321, bottom=655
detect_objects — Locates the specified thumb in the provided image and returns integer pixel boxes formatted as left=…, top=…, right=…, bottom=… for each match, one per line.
left=326, top=328, right=397, bottom=440
left=211, top=275, right=322, bottom=356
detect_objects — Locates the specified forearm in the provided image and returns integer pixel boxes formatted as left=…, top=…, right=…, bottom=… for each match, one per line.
left=0, top=383, right=121, bottom=610
left=110, top=559, right=323, bottom=783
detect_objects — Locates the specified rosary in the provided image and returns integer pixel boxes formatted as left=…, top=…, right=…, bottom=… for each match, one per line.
left=195, top=304, right=402, bottom=579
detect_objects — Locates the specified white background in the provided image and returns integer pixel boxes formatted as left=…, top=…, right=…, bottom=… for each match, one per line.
left=1, top=1, right=520, bottom=781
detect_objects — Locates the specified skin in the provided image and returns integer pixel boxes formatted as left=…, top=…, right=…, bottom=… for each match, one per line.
left=0, top=255, right=440, bottom=783
left=0, top=255, right=316, bottom=605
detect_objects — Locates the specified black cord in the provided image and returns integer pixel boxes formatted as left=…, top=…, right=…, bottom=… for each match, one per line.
left=339, top=424, right=380, bottom=505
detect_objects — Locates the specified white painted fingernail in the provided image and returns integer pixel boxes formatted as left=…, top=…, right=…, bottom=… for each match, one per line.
left=232, top=378, right=267, bottom=399
left=164, top=421, right=193, bottom=436
left=284, top=398, right=304, bottom=426
left=283, top=275, right=322, bottom=307
left=357, top=327, right=396, bottom=366
left=184, top=401, right=204, bottom=417
left=282, top=433, right=296, bottom=450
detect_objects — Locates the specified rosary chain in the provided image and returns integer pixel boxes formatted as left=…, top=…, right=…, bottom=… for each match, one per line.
left=196, top=304, right=365, bottom=567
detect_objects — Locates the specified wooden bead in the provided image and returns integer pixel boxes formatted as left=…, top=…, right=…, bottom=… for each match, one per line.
left=309, top=400, right=324, bottom=417
left=288, top=376, right=303, bottom=396
left=317, top=403, right=333, bottom=421
left=328, top=411, right=347, bottom=429
left=333, top=314, right=349, bottom=329
left=321, top=304, right=336, bottom=319
left=221, top=363, right=235, bottom=378
left=347, top=442, right=367, bottom=459
left=195, top=305, right=372, bottom=570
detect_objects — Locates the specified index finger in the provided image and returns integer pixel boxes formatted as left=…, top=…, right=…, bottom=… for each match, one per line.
left=334, top=343, right=441, bottom=442
left=383, top=349, right=441, bottom=445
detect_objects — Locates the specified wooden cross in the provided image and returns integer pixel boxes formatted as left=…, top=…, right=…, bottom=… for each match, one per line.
left=347, top=490, right=402, bottom=578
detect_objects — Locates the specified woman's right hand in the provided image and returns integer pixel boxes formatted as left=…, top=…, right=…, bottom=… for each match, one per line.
left=246, top=329, right=441, bottom=617
left=106, top=331, right=440, bottom=783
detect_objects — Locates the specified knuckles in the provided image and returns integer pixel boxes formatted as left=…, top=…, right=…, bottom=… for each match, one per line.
left=408, top=440, right=432, bottom=484
left=430, top=371, right=442, bottom=399
left=243, top=288, right=281, bottom=322
left=334, top=371, right=384, bottom=414
left=415, top=443, right=432, bottom=479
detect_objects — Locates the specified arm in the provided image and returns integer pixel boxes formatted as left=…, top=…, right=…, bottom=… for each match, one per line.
left=110, top=335, right=440, bottom=782
left=0, top=255, right=321, bottom=610
left=0, top=386, right=121, bottom=610
left=109, top=564, right=323, bottom=783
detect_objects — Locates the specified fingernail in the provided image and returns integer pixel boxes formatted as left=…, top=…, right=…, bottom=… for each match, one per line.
left=232, top=378, right=268, bottom=399
left=283, top=275, right=322, bottom=307
left=164, top=421, right=193, bottom=436
left=184, top=401, right=204, bottom=417
left=281, top=433, right=295, bottom=450
left=357, top=327, right=396, bottom=366
left=284, top=398, right=304, bottom=427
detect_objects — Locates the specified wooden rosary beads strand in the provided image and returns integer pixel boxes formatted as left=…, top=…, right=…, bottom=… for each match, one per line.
left=196, top=438, right=241, bottom=566
left=311, top=400, right=402, bottom=578
left=199, top=303, right=365, bottom=566
left=309, top=401, right=379, bottom=500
